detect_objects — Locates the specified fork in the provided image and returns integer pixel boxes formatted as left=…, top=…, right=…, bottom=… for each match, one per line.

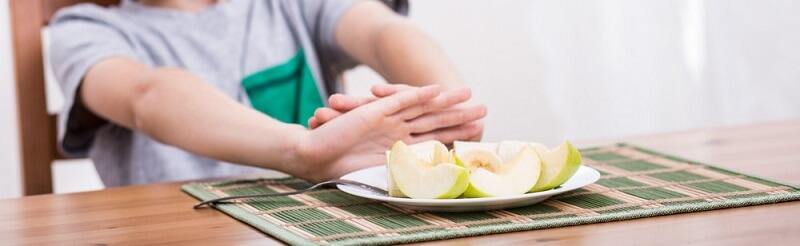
left=193, top=179, right=389, bottom=209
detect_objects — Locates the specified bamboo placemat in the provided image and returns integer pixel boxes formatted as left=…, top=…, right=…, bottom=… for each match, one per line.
left=182, top=143, right=800, bottom=245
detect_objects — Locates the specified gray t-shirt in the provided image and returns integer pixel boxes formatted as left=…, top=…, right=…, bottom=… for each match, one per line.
left=49, top=0, right=408, bottom=187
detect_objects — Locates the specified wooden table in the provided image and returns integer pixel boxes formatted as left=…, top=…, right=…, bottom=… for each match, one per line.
left=2, top=120, right=799, bottom=245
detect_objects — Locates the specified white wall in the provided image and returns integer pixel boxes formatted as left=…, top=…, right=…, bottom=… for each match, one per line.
left=347, top=0, right=800, bottom=144
left=1, top=0, right=799, bottom=198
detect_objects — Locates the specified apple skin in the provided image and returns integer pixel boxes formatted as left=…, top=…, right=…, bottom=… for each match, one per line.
left=461, top=145, right=542, bottom=198
left=453, top=152, right=465, bottom=167
left=392, top=163, right=469, bottom=199
left=388, top=141, right=470, bottom=199
left=529, top=141, right=583, bottom=192
left=461, top=169, right=495, bottom=198
left=421, top=165, right=470, bottom=199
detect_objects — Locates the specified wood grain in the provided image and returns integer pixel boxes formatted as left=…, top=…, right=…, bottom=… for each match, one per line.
left=10, top=0, right=55, bottom=195
left=11, top=0, right=123, bottom=195
left=0, top=120, right=798, bottom=245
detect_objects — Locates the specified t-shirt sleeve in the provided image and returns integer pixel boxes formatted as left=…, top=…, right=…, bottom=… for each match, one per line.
left=297, top=0, right=409, bottom=87
left=48, top=5, right=139, bottom=157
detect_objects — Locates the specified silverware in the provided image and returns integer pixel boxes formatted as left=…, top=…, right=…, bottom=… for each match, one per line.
left=193, top=179, right=388, bottom=209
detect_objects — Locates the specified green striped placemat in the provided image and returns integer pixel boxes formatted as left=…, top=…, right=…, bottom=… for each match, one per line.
left=182, top=143, right=800, bottom=245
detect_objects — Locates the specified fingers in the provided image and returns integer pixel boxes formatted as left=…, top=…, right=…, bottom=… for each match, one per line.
left=315, top=85, right=474, bottom=130
left=328, top=84, right=456, bottom=113
left=328, top=94, right=376, bottom=112
left=395, top=87, right=472, bottom=120
left=312, top=107, right=343, bottom=127
left=409, top=121, right=485, bottom=145
left=371, top=84, right=414, bottom=97
left=407, top=104, right=487, bottom=133
left=327, top=83, right=418, bottom=112
left=313, top=85, right=441, bottom=128
left=367, top=85, right=442, bottom=116
left=308, top=117, right=320, bottom=129
left=316, top=94, right=374, bottom=129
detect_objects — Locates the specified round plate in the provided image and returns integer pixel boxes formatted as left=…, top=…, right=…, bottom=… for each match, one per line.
left=338, top=165, right=601, bottom=212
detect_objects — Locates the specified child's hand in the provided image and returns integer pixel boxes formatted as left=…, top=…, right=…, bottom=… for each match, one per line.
left=308, top=84, right=486, bottom=144
left=292, top=85, right=484, bottom=182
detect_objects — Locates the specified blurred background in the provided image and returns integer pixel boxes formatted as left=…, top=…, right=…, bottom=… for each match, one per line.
left=1, top=0, right=799, bottom=198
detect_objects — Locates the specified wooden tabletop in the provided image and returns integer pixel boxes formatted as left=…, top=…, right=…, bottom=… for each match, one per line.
left=1, top=120, right=799, bottom=245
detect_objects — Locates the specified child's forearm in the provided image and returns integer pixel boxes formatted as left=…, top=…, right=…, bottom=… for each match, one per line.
left=131, top=69, right=307, bottom=170
left=372, top=21, right=464, bottom=89
left=82, top=58, right=307, bottom=172
left=331, top=2, right=484, bottom=142
left=336, top=1, right=465, bottom=90
left=82, top=58, right=469, bottom=182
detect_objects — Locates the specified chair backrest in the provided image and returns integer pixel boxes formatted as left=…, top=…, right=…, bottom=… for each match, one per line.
left=10, top=0, right=119, bottom=195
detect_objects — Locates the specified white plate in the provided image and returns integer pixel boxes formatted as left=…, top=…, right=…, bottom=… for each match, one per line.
left=338, top=165, right=601, bottom=212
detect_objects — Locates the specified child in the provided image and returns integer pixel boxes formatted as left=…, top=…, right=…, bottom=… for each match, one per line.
left=49, top=0, right=486, bottom=186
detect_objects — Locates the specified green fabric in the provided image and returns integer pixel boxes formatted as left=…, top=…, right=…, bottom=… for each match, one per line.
left=242, top=49, right=324, bottom=127
left=182, top=143, right=800, bottom=245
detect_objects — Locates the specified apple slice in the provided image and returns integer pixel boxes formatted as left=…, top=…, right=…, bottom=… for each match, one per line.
left=453, top=141, right=498, bottom=167
left=454, top=141, right=498, bottom=158
left=459, top=149, right=503, bottom=173
left=387, top=141, right=452, bottom=197
left=431, top=141, right=452, bottom=165
left=402, top=140, right=453, bottom=164
left=460, top=146, right=542, bottom=198
left=388, top=141, right=470, bottom=199
left=385, top=151, right=405, bottom=197
left=386, top=140, right=446, bottom=197
left=529, top=141, right=583, bottom=192
left=497, top=140, right=548, bottom=163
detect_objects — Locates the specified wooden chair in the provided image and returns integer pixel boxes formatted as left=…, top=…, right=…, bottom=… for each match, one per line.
left=10, top=0, right=119, bottom=195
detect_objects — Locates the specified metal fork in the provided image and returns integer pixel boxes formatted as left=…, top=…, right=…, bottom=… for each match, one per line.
left=193, top=179, right=388, bottom=209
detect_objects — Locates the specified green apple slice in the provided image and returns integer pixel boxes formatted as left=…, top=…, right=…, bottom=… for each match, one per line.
left=461, top=146, right=542, bottom=198
left=497, top=140, right=548, bottom=163
left=388, top=141, right=469, bottom=199
left=450, top=150, right=465, bottom=167
left=388, top=141, right=451, bottom=197
left=454, top=141, right=498, bottom=158
left=407, top=140, right=441, bottom=162
left=388, top=141, right=438, bottom=197
left=459, top=149, right=503, bottom=173
left=385, top=151, right=406, bottom=197
left=529, top=141, right=583, bottom=192
left=454, top=141, right=497, bottom=167
left=431, top=142, right=452, bottom=165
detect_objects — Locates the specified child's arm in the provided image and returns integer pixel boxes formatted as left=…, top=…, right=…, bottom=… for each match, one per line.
left=309, top=1, right=485, bottom=141
left=80, top=57, right=475, bottom=182
left=309, top=84, right=487, bottom=143
left=335, top=1, right=466, bottom=89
